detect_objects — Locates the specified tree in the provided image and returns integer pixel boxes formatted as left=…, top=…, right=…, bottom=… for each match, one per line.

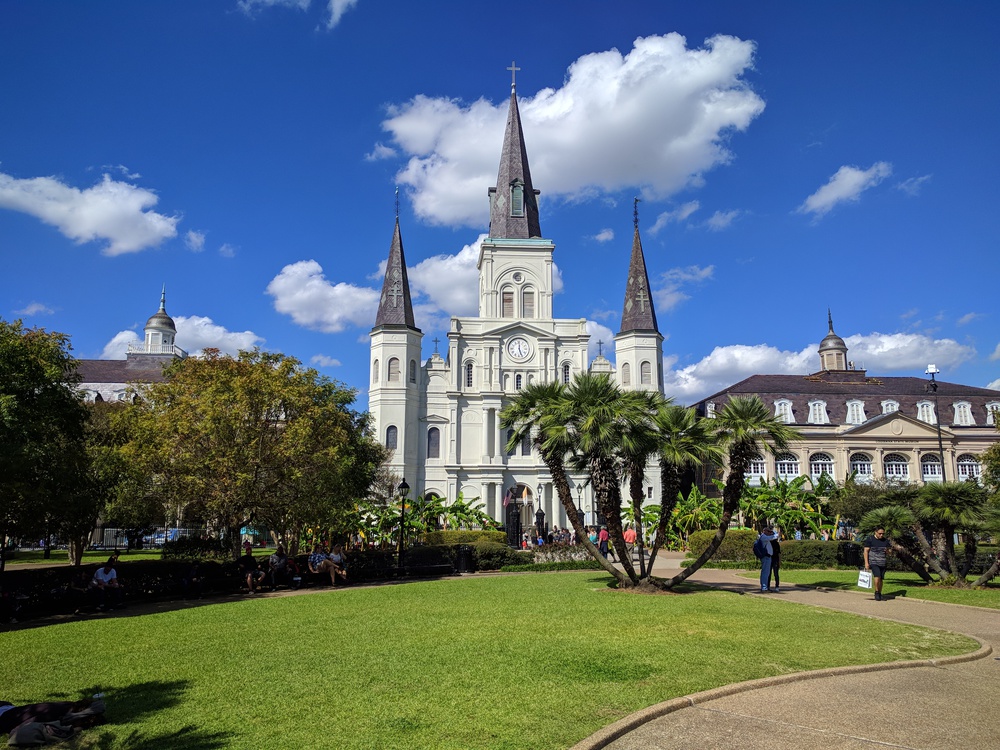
left=0, top=320, right=88, bottom=571
left=125, top=349, right=387, bottom=557
left=663, top=395, right=799, bottom=588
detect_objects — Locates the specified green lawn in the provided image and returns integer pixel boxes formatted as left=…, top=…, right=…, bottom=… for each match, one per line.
left=4, top=549, right=164, bottom=566
left=749, top=569, right=1000, bottom=609
left=0, top=573, right=976, bottom=750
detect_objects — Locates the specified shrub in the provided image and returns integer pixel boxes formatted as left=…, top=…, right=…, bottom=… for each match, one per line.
left=533, top=544, right=592, bottom=563
left=162, top=537, right=230, bottom=560
left=500, top=560, right=603, bottom=573
left=687, top=531, right=865, bottom=569
left=472, top=543, right=532, bottom=570
left=421, top=530, right=507, bottom=546
left=687, top=529, right=758, bottom=563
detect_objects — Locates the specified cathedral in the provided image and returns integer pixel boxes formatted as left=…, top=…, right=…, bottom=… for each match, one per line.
left=368, top=80, right=665, bottom=528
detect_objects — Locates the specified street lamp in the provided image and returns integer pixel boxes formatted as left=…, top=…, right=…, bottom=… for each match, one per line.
left=397, top=478, right=410, bottom=568
left=535, top=483, right=545, bottom=538
left=925, top=365, right=947, bottom=482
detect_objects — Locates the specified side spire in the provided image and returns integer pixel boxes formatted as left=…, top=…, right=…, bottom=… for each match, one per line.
left=159, top=284, right=167, bottom=312
left=618, top=205, right=658, bottom=334
left=488, top=69, right=541, bottom=239
left=374, top=214, right=418, bottom=330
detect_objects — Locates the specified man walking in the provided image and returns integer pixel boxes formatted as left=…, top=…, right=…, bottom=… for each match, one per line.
left=864, top=526, right=891, bottom=601
left=756, top=526, right=779, bottom=592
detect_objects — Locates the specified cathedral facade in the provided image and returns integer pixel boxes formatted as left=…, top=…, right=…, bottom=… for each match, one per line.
left=368, top=82, right=664, bottom=527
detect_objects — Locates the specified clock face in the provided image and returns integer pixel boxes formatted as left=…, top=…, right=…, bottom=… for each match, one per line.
left=506, top=336, right=531, bottom=360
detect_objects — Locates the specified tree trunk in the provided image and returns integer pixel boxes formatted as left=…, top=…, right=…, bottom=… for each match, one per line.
left=645, top=461, right=681, bottom=580
left=628, top=463, right=646, bottom=578
left=971, top=549, right=999, bottom=588
left=911, top=522, right=950, bottom=580
left=591, top=458, right=636, bottom=582
left=890, top=541, right=932, bottom=583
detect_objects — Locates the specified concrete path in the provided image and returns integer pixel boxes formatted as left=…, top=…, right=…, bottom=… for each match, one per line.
left=574, top=557, right=999, bottom=750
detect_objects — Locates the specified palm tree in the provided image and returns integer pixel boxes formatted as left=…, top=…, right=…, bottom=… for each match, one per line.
left=646, top=405, right=722, bottom=574
left=500, top=380, right=627, bottom=585
left=663, top=395, right=799, bottom=588
left=857, top=505, right=932, bottom=583
left=915, top=481, right=988, bottom=584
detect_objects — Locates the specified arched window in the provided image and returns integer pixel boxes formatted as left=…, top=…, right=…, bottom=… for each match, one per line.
left=427, top=427, right=440, bottom=459
left=408, top=359, right=416, bottom=384
left=372, top=359, right=379, bottom=383
left=921, top=454, right=942, bottom=482
left=562, top=363, right=571, bottom=384
left=957, top=454, right=982, bottom=481
left=808, top=400, right=829, bottom=424
left=775, top=452, right=800, bottom=480
left=620, top=362, right=631, bottom=386
left=385, top=425, right=398, bottom=450
left=916, top=400, right=936, bottom=424
left=501, top=289, right=514, bottom=317
left=465, top=362, right=473, bottom=388
left=745, top=454, right=766, bottom=486
left=846, top=400, right=866, bottom=425
left=515, top=374, right=522, bottom=391
left=883, top=453, right=909, bottom=481
left=387, top=357, right=400, bottom=382
left=640, top=361, right=652, bottom=385
left=93, top=393, right=104, bottom=403
left=510, top=180, right=524, bottom=217
left=810, top=453, right=834, bottom=481
left=774, top=399, right=793, bottom=424
left=952, top=401, right=974, bottom=426
left=520, top=433, right=531, bottom=456
left=522, top=289, right=535, bottom=318
left=850, top=453, right=873, bottom=482
left=881, top=400, right=899, bottom=414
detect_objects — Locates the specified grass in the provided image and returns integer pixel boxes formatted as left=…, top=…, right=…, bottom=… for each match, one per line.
left=4, top=549, right=164, bottom=566
left=0, top=573, right=977, bottom=749
left=747, top=569, right=1000, bottom=609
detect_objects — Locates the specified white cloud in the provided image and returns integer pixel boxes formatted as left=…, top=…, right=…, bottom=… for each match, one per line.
left=652, top=264, right=714, bottom=312
left=218, top=243, right=236, bottom=258
left=407, top=236, right=482, bottom=320
left=987, top=378, right=1000, bottom=391
left=0, top=171, right=179, bottom=255
left=311, top=354, right=342, bottom=368
left=797, top=162, right=892, bottom=218
left=382, top=33, right=764, bottom=227
left=266, top=259, right=380, bottom=333
left=185, top=230, right=205, bottom=252
left=649, top=201, right=700, bottom=234
left=323, top=0, right=358, bottom=29
left=585, top=320, right=616, bottom=362
left=897, top=174, right=932, bottom=196
left=957, top=312, right=981, bottom=326
left=236, top=0, right=356, bottom=29
left=365, top=143, right=397, bottom=161
left=706, top=209, right=741, bottom=231
left=990, top=343, right=1000, bottom=362
left=102, top=164, right=142, bottom=180
left=593, top=228, right=614, bottom=243
left=664, top=332, right=977, bottom=403
left=101, top=316, right=263, bottom=359
left=14, top=302, right=54, bottom=316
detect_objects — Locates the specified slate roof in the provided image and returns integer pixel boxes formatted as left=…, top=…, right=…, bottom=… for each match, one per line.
left=373, top=218, right=418, bottom=330
left=488, top=85, right=542, bottom=240
left=76, top=358, right=170, bottom=384
left=697, top=371, right=1000, bottom=426
left=618, top=226, right=658, bottom=334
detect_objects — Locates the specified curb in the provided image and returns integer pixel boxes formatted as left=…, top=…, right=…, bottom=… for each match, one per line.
left=569, top=634, right=992, bottom=750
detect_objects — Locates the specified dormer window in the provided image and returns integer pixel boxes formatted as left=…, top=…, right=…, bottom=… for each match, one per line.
left=987, top=402, right=1000, bottom=426
left=510, top=180, right=524, bottom=217
left=916, top=400, right=936, bottom=424
left=953, top=401, right=974, bottom=426
left=846, top=400, right=866, bottom=425
left=807, top=400, right=829, bottom=424
left=881, top=400, right=899, bottom=415
left=774, top=399, right=793, bottom=423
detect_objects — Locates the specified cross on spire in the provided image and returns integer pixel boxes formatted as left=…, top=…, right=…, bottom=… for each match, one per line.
left=597, top=339, right=604, bottom=357
left=507, top=60, right=520, bottom=90
left=432, top=337, right=440, bottom=353
left=635, top=288, right=649, bottom=312
left=395, top=186, right=399, bottom=219
left=633, top=197, right=641, bottom=229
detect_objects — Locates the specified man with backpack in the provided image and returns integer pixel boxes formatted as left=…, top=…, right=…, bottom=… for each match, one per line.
left=754, top=526, right=780, bottom=592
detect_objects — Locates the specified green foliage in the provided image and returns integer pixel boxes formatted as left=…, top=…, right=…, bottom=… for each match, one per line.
left=421, top=530, right=507, bottom=545
left=687, top=531, right=864, bottom=569
left=688, top=529, right=758, bottom=563
left=162, top=536, right=230, bottom=560
left=470, top=542, right=533, bottom=570
left=500, top=560, right=603, bottom=572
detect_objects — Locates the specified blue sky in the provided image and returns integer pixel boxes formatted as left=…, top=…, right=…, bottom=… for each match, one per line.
left=2, top=1, right=999, bottom=408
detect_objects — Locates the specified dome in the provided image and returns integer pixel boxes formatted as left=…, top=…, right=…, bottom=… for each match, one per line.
left=819, top=310, right=846, bottom=352
left=145, top=287, right=177, bottom=333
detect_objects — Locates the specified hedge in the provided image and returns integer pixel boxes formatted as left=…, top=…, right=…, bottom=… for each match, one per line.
left=420, top=530, right=507, bottom=546
left=687, top=530, right=865, bottom=569
left=500, top=560, right=603, bottom=573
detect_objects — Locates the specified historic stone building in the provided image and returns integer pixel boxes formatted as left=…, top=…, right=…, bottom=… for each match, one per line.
left=694, top=314, right=1000, bottom=488
left=77, top=288, right=187, bottom=402
left=368, top=80, right=664, bottom=528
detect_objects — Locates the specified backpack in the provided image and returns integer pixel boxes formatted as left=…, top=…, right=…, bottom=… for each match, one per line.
left=752, top=537, right=766, bottom=560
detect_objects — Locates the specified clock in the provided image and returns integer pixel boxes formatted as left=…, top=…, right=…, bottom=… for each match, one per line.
left=506, top=336, right=531, bottom=360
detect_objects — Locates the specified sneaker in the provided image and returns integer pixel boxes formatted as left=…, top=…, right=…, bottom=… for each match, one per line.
left=874, top=592, right=882, bottom=601
left=772, top=587, right=780, bottom=593
left=760, top=587, right=769, bottom=592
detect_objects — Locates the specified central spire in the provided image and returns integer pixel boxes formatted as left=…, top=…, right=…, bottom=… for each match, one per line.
left=618, top=202, right=658, bottom=334
left=374, top=217, right=418, bottom=330
left=488, top=71, right=541, bottom=240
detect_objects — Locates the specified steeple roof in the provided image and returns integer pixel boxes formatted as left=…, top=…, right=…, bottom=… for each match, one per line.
left=145, top=285, right=177, bottom=333
left=819, top=309, right=847, bottom=352
left=488, top=84, right=541, bottom=239
left=374, top=218, right=418, bottom=330
left=618, top=225, right=659, bottom=334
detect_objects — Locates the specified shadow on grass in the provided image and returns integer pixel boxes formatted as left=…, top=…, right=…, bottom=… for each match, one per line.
left=73, top=680, right=232, bottom=749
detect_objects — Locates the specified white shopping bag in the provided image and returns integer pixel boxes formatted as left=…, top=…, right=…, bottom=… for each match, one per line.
left=857, top=569, right=873, bottom=589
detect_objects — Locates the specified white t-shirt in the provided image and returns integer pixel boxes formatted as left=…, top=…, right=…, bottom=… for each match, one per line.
left=93, top=567, right=117, bottom=585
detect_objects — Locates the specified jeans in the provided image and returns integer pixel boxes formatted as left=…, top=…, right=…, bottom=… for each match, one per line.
left=759, top=555, right=773, bottom=590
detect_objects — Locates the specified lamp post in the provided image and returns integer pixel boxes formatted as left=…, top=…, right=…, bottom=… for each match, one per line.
left=535, top=483, right=545, bottom=539
left=397, top=478, right=410, bottom=568
left=925, top=365, right=947, bottom=482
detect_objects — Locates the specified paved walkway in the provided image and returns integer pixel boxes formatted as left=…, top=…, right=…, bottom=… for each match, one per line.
left=574, top=556, right=999, bottom=750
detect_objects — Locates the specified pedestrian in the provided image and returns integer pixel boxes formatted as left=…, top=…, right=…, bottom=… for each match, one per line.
left=863, top=526, right=891, bottom=601
left=768, top=531, right=782, bottom=592
left=597, top=526, right=610, bottom=558
left=755, top=526, right=779, bottom=592
left=623, top=525, right=637, bottom=559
